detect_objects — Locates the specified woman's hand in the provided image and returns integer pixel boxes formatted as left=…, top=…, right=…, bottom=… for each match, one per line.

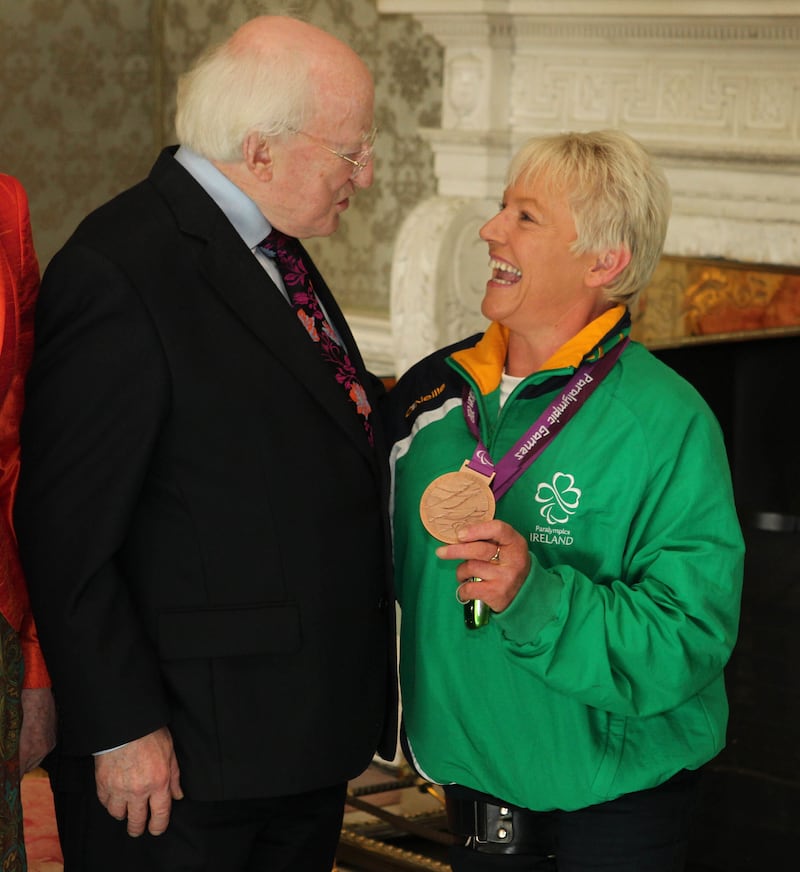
left=436, top=519, right=531, bottom=613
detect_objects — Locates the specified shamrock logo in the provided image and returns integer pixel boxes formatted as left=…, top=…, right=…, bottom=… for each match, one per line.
left=535, top=472, right=582, bottom=524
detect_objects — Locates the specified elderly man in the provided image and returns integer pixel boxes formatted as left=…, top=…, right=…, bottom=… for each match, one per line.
left=15, top=16, right=396, bottom=872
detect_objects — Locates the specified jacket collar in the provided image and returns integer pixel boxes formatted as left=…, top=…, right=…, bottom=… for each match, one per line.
left=450, top=305, right=630, bottom=396
left=148, top=148, right=378, bottom=461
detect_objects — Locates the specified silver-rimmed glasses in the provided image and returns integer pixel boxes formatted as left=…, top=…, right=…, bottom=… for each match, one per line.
left=290, top=126, right=378, bottom=179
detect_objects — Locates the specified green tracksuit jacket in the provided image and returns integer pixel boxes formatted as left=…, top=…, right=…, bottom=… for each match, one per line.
left=385, top=307, right=744, bottom=812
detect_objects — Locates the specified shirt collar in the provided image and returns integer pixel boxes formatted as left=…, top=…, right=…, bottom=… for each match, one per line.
left=174, top=146, right=271, bottom=250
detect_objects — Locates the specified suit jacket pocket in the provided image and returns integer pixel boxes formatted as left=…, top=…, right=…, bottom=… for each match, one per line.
left=158, top=603, right=301, bottom=660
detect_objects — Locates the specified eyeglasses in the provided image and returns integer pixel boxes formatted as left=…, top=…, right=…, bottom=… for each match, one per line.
left=290, top=126, right=378, bottom=179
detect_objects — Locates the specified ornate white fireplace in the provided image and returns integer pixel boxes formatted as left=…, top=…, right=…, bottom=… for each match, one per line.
left=366, top=0, right=800, bottom=377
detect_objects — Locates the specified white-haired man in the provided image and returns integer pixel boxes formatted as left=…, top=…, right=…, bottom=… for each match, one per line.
left=16, top=16, right=396, bottom=872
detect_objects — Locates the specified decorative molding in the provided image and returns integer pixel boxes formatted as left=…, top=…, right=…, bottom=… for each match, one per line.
left=415, top=15, right=515, bottom=45
left=346, top=312, right=395, bottom=378
left=389, top=196, right=493, bottom=376
left=378, top=1, right=800, bottom=16
left=511, top=18, right=800, bottom=43
left=421, top=128, right=513, bottom=197
left=411, top=14, right=800, bottom=45
left=509, top=54, right=800, bottom=160
left=667, top=215, right=800, bottom=272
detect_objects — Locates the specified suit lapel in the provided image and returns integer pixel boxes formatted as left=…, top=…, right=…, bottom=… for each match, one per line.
left=150, top=151, right=375, bottom=460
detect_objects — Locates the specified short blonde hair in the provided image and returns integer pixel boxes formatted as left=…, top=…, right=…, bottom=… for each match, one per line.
left=507, top=130, right=671, bottom=305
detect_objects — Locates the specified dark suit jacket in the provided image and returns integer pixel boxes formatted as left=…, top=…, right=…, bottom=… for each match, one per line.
left=15, top=149, right=397, bottom=801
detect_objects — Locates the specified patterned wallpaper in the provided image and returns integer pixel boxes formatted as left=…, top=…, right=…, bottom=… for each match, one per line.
left=0, top=0, right=442, bottom=317
left=0, top=0, right=158, bottom=264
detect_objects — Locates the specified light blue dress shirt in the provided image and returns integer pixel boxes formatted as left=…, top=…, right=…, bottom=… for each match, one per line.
left=174, top=145, right=289, bottom=300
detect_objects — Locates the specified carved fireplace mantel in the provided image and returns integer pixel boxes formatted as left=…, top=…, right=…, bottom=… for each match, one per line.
left=372, top=0, right=800, bottom=376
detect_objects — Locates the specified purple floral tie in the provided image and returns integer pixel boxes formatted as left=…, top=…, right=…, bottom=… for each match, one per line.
left=261, top=228, right=374, bottom=446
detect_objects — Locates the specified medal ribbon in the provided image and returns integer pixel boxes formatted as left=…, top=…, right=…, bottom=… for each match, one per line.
left=462, top=338, right=629, bottom=501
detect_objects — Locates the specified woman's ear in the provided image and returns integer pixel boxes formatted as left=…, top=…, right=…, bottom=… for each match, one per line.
left=243, top=132, right=273, bottom=181
left=586, top=247, right=631, bottom=287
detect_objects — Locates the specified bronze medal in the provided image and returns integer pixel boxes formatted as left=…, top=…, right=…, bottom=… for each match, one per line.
left=419, top=463, right=496, bottom=543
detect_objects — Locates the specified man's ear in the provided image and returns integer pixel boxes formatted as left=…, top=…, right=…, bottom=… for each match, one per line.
left=585, top=247, right=631, bottom=288
left=243, top=131, right=273, bottom=181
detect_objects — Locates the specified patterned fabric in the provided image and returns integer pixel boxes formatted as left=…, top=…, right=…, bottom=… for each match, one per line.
left=0, top=173, right=49, bottom=691
left=261, top=229, right=374, bottom=445
left=0, top=614, right=24, bottom=872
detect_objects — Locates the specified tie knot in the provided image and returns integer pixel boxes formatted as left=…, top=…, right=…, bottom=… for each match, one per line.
left=260, top=228, right=297, bottom=261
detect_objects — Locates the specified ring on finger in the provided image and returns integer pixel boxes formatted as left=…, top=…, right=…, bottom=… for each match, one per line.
left=456, top=577, right=482, bottom=604
left=490, top=544, right=501, bottom=563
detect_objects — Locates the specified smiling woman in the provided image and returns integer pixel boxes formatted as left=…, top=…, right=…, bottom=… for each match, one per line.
left=382, top=129, right=744, bottom=872
left=478, top=180, right=612, bottom=368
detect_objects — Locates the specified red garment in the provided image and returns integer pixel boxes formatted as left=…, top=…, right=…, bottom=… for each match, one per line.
left=0, top=173, right=49, bottom=689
